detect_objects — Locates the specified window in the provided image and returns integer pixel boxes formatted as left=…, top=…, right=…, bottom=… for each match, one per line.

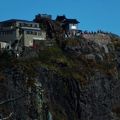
left=19, top=23, right=22, bottom=27
left=3, top=32, right=5, bottom=35
left=33, top=31, right=37, bottom=35
left=26, top=30, right=38, bottom=35
left=38, top=32, right=42, bottom=36
left=28, top=24, right=32, bottom=27
left=34, top=24, right=38, bottom=28
left=26, top=31, right=30, bottom=34
left=23, top=23, right=28, bottom=27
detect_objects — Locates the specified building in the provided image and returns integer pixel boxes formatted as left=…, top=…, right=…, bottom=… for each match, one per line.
left=56, top=15, right=79, bottom=37
left=0, top=19, right=46, bottom=50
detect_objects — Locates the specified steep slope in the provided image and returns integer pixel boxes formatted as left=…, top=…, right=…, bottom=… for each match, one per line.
left=0, top=33, right=120, bottom=120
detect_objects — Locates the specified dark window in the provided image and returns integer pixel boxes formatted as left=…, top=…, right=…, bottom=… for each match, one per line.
left=3, top=32, right=5, bottom=35
left=34, top=24, right=38, bottom=28
left=27, top=24, right=32, bottom=27
left=38, top=32, right=42, bottom=36
left=26, top=31, right=30, bottom=34
left=19, top=23, right=22, bottom=27
left=33, top=31, right=37, bottom=35
left=26, top=30, right=38, bottom=35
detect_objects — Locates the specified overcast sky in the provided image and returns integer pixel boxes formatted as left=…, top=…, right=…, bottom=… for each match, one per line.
left=0, top=0, right=120, bottom=35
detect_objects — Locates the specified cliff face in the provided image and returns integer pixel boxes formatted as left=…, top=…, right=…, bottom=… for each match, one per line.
left=0, top=33, right=120, bottom=120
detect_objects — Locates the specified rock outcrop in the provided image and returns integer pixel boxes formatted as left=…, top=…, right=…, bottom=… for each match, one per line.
left=0, top=33, right=120, bottom=120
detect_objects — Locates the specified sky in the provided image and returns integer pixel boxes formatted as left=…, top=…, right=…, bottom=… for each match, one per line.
left=0, top=0, right=120, bottom=35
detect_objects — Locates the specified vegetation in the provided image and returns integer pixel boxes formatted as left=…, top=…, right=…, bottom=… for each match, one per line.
left=0, top=34, right=118, bottom=86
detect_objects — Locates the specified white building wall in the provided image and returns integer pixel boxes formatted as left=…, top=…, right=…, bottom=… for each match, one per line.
left=69, top=24, right=77, bottom=30
left=0, top=42, right=10, bottom=49
left=0, top=20, right=46, bottom=48
left=24, top=31, right=46, bottom=47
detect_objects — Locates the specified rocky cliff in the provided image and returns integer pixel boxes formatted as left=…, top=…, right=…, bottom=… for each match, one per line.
left=0, top=33, right=120, bottom=120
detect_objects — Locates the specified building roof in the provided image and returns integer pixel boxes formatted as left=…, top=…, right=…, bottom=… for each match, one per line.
left=56, top=15, right=79, bottom=24
left=0, top=19, right=37, bottom=24
left=64, top=19, right=79, bottom=24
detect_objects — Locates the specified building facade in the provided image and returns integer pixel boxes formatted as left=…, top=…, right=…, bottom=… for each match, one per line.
left=0, top=19, right=46, bottom=49
left=56, top=15, right=79, bottom=37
